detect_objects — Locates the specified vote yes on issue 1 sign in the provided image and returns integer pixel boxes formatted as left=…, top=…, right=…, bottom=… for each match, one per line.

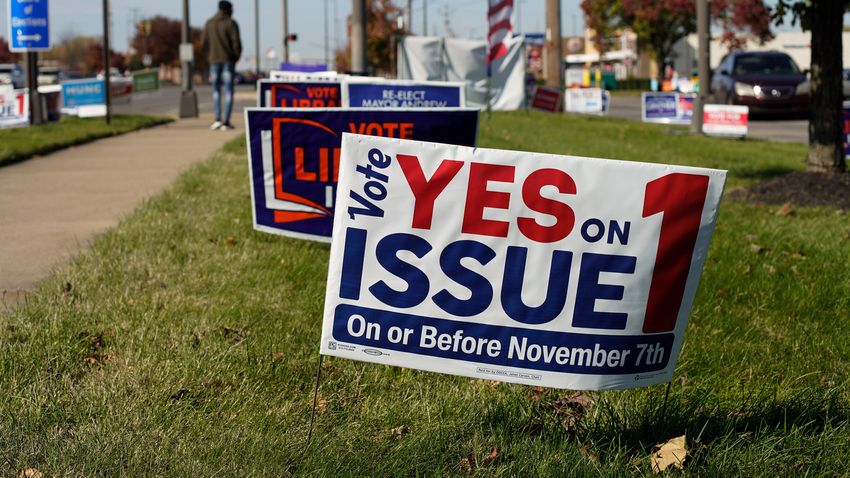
left=321, top=134, right=726, bottom=390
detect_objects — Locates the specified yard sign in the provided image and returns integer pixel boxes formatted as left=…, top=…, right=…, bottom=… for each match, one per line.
left=245, top=108, right=479, bottom=242
left=321, top=134, right=726, bottom=390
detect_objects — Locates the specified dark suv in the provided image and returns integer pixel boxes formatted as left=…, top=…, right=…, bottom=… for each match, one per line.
left=710, top=51, right=808, bottom=115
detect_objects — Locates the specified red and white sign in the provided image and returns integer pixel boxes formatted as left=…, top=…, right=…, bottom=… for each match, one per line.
left=530, top=86, right=562, bottom=113
left=702, top=104, right=748, bottom=138
left=0, top=88, right=29, bottom=128
left=321, top=134, right=727, bottom=390
left=487, top=0, right=513, bottom=64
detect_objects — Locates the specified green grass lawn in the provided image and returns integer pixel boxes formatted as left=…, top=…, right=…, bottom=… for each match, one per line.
left=0, top=115, right=173, bottom=167
left=2, top=111, right=848, bottom=476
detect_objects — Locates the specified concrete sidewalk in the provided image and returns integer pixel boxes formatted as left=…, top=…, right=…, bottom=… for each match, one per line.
left=0, top=99, right=252, bottom=305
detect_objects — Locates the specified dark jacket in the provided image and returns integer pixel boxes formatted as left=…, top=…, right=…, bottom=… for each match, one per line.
left=202, top=11, right=242, bottom=64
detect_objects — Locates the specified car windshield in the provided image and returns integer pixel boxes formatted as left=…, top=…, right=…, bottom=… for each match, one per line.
left=734, top=55, right=800, bottom=75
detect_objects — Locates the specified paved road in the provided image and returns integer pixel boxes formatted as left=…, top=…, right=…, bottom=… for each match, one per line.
left=115, top=84, right=256, bottom=118
left=607, top=94, right=807, bottom=144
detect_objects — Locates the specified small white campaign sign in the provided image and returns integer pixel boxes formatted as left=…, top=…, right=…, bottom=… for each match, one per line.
left=0, top=88, right=28, bottom=128
left=321, top=134, right=726, bottom=390
left=702, top=104, right=748, bottom=138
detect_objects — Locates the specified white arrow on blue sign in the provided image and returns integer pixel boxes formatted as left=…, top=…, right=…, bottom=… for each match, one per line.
left=7, top=0, right=50, bottom=52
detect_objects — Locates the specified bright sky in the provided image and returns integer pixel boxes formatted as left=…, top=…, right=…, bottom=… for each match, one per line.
left=0, top=0, right=585, bottom=68
left=2, top=1, right=814, bottom=70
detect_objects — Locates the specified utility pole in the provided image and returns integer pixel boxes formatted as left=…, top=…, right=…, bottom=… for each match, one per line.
left=351, top=0, right=367, bottom=74
left=102, top=0, right=112, bottom=124
left=24, top=52, right=43, bottom=126
left=407, top=0, right=412, bottom=35
left=178, top=0, right=198, bottom=117
left=422, top=0, right=427, bottom=37
left=691, top=0, right=710, bottom=135
left=544, top=0, right=563, bottom=88
left=324, top=0, right=330, bottom=66
left=517, top=0, right=522, bottom=34
left=255, top=0, right=260, bottom=82
left=281, top=0, right=290, bottom=64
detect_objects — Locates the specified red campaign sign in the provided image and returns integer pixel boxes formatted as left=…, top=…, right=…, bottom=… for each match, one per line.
left=702, top=104, right=748, bottom=137
left=704, top=111, right=747, bottom=126
left=111, top=81, right=133, bottom=98
left=530, top=86, right=562, bottom=113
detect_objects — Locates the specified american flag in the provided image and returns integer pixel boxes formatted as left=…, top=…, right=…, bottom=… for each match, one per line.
left=487, top=0, right=514, bottom=64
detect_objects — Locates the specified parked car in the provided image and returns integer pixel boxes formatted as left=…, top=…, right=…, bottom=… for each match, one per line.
left=710, top=51, right=808, bottom=115
left=0, top=64, right=25, bottom=89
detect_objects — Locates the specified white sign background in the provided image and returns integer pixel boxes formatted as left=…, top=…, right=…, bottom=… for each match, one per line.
left=321, top=134, right=726, bottom=390
left=0, top=88, right=29, bottom=128
left=703, top=104, right=749, bottom=138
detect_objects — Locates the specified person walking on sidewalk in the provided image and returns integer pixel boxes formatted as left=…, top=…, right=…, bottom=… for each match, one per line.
left=202, top=1, right=242, bottom=131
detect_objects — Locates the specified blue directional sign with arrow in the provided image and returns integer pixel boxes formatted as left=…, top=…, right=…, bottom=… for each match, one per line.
left=7, top=0, right=50, bottom=52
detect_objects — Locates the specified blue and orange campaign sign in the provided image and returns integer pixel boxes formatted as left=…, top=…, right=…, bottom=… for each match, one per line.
left=245, top=108, right=480, bottom=242
left=257, top=80, right=342, bottom=108
left=321, top=134, right=726, bottom=390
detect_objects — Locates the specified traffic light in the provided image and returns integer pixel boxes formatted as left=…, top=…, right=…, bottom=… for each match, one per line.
left=287, top=33, right=298, bottom=42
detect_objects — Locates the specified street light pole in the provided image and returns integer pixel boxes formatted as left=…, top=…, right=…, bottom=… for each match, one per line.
left=351, top=0, right=367, bottom=75
left=692, top=0, right=710, bottom=135
left=544, top=0, right=563, bottom=88
left=407, top=0, right=412, bottom=35
left=255, top=0, right=260, bottom=82
left=102, top=0, right=112, bottom=124
left=178, top=0, right=198, bottom=117
left=281, top=0, right=290, bottom=65
left=422, top=0, right=427, bottom=37
left=324, top=0, right=330, bottom=67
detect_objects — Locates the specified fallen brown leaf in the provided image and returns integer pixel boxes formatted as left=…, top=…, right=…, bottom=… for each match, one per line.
left=18, top=469, right=43, bottom=478
left=482, top=447, right=500, bottom=466
left=650, top=435, right=688, bottom=473
left=749, top=243, right=768, bottom=254
left=224, top=236, right=237, bottom=246
left=580, top=445, right=598, bottom=462
left=776, top=202, right=793, bottom=216
left=315, top=398, right=328, bottom=415
left=83, top=352, right=116, bottom=366
left=553, top=392, right=594, bottom=412
left=459, top=453, right=476, bottom=472
left=170, top=388, right=189, bottom=401
left=222, top=326, right=244, bottom=342
left=529, top=386, right=547, bottom=400
left=553, top=392, right=595, bottom=431
left=389, top=425, right=411, bottom=440
left=271, top=352, right=285, bottom=360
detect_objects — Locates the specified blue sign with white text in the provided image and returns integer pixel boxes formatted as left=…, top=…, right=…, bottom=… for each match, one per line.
left=8, top=0, right=50, bottom=51
left=61, top=79, right=105, bottom=108
left=642, top=93, right=678, bottom=122
left=246, top=108, right=480, bottom=241
left=346, top=83, right=464, bottom=108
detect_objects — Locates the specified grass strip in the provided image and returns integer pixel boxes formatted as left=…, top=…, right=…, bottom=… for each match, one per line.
left=1, top=112, right=847, bottom=476
left=0, top=115, right=173, bottom=167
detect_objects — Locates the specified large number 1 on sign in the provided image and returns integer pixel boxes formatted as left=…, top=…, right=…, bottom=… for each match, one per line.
left=641, top=173, right=710, bottom=333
